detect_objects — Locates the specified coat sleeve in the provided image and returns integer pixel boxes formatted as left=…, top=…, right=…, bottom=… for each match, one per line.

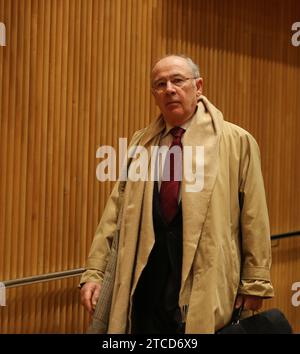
left=79, top=180, right=121, bottom=285
left=79, top=129, right=146, bottom=286
left=238, top=133, right=274, bottom=298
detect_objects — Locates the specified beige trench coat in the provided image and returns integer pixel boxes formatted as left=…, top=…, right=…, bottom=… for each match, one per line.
left=80, top=96, right=274, bottom=333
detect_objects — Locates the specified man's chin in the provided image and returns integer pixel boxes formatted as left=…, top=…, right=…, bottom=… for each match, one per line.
left=163, top=112, right=188, bottom=126
left=165, top=105, right=183, bottom=116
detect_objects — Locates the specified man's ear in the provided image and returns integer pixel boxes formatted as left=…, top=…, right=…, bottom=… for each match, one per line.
left=151, top=89, right=159, bottom=105
left=196, top=77, right=203, bottom=97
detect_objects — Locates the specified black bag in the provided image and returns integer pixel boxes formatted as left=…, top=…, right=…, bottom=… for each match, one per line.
left=217, top=308, right=293, bottom=334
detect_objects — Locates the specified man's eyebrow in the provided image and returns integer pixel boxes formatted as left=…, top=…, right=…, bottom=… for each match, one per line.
left=154, top=74, right=186, bottom=82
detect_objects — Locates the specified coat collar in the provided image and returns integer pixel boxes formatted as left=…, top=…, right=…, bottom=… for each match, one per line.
left=180, top=96, right=223, bottom=289
left=139, top=115, right=165, bottom=147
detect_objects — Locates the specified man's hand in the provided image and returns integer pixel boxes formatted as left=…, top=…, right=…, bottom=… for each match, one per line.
left=235, top=294, right=263, bottom=311
left=80, top=282, right=101, bottom=315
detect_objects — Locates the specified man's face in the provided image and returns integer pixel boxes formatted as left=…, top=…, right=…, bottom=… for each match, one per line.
left=151, top=56, right=203, bottom=126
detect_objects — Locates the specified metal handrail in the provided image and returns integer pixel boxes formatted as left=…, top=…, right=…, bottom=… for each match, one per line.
left=1, top=230, right=299, bottom=289
left=271, top=230, right=300, bottom=240
left=2, top=268, right=85, bottom=289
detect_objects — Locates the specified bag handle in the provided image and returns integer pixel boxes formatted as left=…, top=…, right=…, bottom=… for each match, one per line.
left=231, top=297, right=245, bottom=324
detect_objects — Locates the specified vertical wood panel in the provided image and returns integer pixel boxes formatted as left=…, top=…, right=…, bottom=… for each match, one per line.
left=0, top=0, right=299, bottom=333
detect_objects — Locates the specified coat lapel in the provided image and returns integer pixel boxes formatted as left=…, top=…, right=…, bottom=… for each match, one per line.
left=128, top=119, right=165, bottom=295
left=181, top=96, right=223, bottom=289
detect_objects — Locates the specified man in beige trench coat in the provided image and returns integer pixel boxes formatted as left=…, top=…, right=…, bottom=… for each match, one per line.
left=80, top=54, right=274, bottom=333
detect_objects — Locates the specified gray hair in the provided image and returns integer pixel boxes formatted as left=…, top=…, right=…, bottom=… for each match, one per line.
left=152, top=54, right=200, bottom=77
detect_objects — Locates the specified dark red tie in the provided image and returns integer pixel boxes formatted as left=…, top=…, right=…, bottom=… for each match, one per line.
left=159, top=126, right=185, bottom=224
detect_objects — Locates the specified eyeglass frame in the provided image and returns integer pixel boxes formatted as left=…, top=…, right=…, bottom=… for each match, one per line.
left=151, top=76, right=200, bottom=93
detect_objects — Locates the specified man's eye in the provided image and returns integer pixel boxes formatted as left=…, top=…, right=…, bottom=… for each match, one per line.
left=156, top=82, right=166, bottom=89
left=172, top=78, right=184, bottom=85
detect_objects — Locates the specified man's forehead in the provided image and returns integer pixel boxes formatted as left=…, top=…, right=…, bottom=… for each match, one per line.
left=152, top=57, right=192, bottom=79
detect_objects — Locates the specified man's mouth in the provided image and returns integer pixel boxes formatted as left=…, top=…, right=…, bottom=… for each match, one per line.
left=166, top=101, right=181, bottom=106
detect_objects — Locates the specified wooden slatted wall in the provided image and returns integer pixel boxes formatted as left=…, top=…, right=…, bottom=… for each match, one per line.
left=0, top=0, right=299, bottom=333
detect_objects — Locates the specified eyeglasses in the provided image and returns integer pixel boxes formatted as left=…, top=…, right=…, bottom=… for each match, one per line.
left=152, top=76, right=199, bottom=93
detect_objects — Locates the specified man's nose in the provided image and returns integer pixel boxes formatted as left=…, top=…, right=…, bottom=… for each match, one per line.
left=165, top=81, right=176, bottom=94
